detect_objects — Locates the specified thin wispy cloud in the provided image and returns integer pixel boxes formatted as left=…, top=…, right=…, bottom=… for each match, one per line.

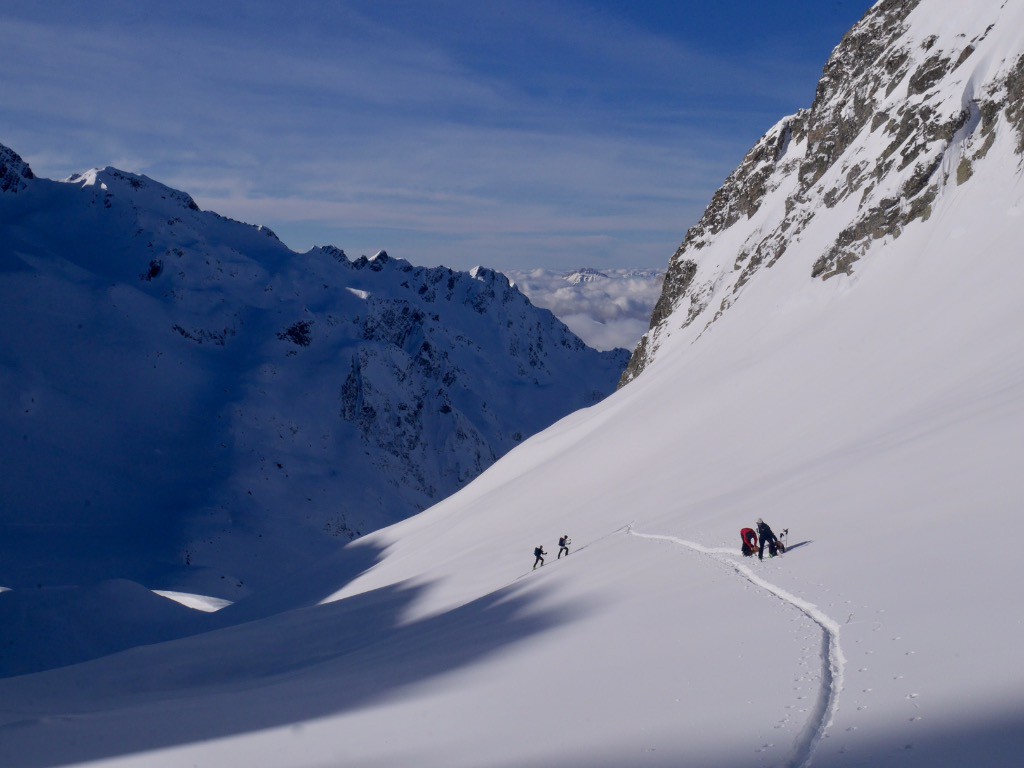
left=0, top=0, right=874, bottom=270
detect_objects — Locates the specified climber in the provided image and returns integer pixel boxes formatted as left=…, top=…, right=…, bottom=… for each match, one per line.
left=558, top=534, right=571, bottom=559
left=756, top=518, right=784, bottom=560
left=533, top=544, right=547, bottom=569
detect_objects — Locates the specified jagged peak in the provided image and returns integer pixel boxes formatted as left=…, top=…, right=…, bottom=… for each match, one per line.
left=352, top=250, right=415, bottom=273
left=469, top=265, right=511, bottom=286
left=0, top=142, right=36, bottom=194
left=311, top=245, right=350, bottom=264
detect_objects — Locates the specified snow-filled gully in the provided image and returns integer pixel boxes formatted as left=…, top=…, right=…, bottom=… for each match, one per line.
left=627, top=527, right=845, bottom=768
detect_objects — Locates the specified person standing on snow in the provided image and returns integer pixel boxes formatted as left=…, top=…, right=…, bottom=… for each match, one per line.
left=756, top=518, right=782, bottom=560
left=533, top=545, right=547, bottom=569
left=558, top=534, right=571, bottom=559
left=740, top=527, right=758, bottom=557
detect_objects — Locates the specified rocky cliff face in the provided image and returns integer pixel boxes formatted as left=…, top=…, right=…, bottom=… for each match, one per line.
left=623, top=0, right=1024, bottom=385
left=0, top=150, right=627, bottom=593
left=0, top=143, right=34, bottom=193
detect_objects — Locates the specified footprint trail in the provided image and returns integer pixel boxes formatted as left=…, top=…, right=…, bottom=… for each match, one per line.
left=628, top=527, right=845, bottom=768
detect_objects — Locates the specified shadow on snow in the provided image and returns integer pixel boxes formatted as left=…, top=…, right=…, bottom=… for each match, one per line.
left=783, top=539, right=813, bottom=552
left=0, top=565, right=584, bottom=768
left=0, top=537, right=386, bottom=678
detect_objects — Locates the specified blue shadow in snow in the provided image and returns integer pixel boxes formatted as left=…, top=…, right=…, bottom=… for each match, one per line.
left=0, top=539, right=386, bottom=678
left=783, top=539, right=813, bottom=552
left=0, top=575, right=587, bottom=768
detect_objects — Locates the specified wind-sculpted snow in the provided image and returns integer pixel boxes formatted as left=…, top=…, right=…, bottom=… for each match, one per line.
left=0, top=146, right=628, bottom=599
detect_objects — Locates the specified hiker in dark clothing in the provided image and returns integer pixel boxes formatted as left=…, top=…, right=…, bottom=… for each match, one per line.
left=756, top=518, right=783, bottom=560
left=533, top=545, right=547, bottom=569
left=740, top=527, right=758, bottom=557
left=558, top=534, right=571, bottom=559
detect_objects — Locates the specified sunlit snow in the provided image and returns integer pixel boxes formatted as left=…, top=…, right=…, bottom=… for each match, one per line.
left=1, top=2, right=1022, bottom=767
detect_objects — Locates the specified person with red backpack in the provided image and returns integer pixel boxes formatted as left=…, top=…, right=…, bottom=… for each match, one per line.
left=740, top=527, right=758, bottom=557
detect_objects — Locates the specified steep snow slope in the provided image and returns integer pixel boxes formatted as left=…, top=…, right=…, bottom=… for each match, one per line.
left=331, top=1, right=1024, bottom=762
left=0, top=149, right=627, bottom=603
left=1, top=1, right=1022, bottom=766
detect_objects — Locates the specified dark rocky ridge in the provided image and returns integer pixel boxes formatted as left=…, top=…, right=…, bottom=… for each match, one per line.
left=0, top=143, right=35, bottom=193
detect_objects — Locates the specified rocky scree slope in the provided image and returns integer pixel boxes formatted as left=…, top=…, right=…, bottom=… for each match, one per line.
left=0, top=145, right=628, bottom=595
left=623, top=0, right=1024, bottom=384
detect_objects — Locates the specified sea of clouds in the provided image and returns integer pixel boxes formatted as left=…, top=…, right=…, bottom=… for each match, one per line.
left=500, top=268, right=665, bottom=352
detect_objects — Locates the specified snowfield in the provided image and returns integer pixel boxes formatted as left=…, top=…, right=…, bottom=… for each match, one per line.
left=2, top=0, right=1023, bottom=766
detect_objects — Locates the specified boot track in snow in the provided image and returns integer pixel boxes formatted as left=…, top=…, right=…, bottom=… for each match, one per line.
left=628, top=527, right=845, bottom=768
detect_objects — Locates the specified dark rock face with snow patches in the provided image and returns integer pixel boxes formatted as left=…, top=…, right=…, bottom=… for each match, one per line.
left=0, top=149, right=628, bottom=594
left=623, top=0, right=1024, bottom=385
left=0, top=143, right=34, bottom=193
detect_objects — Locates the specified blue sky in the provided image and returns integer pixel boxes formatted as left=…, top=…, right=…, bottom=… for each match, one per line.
left=1, top=0, right=873, bottom=270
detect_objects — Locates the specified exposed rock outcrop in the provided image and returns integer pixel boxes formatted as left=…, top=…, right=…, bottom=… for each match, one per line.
left=623, top=0, right=1024, bottom=385
left=0, top=143, right=35, bottom=193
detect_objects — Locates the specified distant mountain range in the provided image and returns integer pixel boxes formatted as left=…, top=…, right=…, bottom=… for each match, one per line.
left=0, top=146, right=628, bottom=595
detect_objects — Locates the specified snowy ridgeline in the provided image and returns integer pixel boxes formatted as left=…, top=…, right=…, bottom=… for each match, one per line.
left=501, top=267, right=664, bottom=352
left=0, top=147, right=628, bottom=605
left=1, top=1, right=1024, bottom=766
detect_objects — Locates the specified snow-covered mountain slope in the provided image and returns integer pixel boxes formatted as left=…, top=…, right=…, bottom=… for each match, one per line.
left=0, top=147, right=628, bottom=600
left=503, top=266, right=664, bottom=351
left=1, top=1, right=1022, bottom=766
left=623, top=0, right=1024, bottom=384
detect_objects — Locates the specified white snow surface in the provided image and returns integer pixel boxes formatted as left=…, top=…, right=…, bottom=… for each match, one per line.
left=1, top=1, right=1023, bottom=766
left=151, top=591, right=233, bottom=612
